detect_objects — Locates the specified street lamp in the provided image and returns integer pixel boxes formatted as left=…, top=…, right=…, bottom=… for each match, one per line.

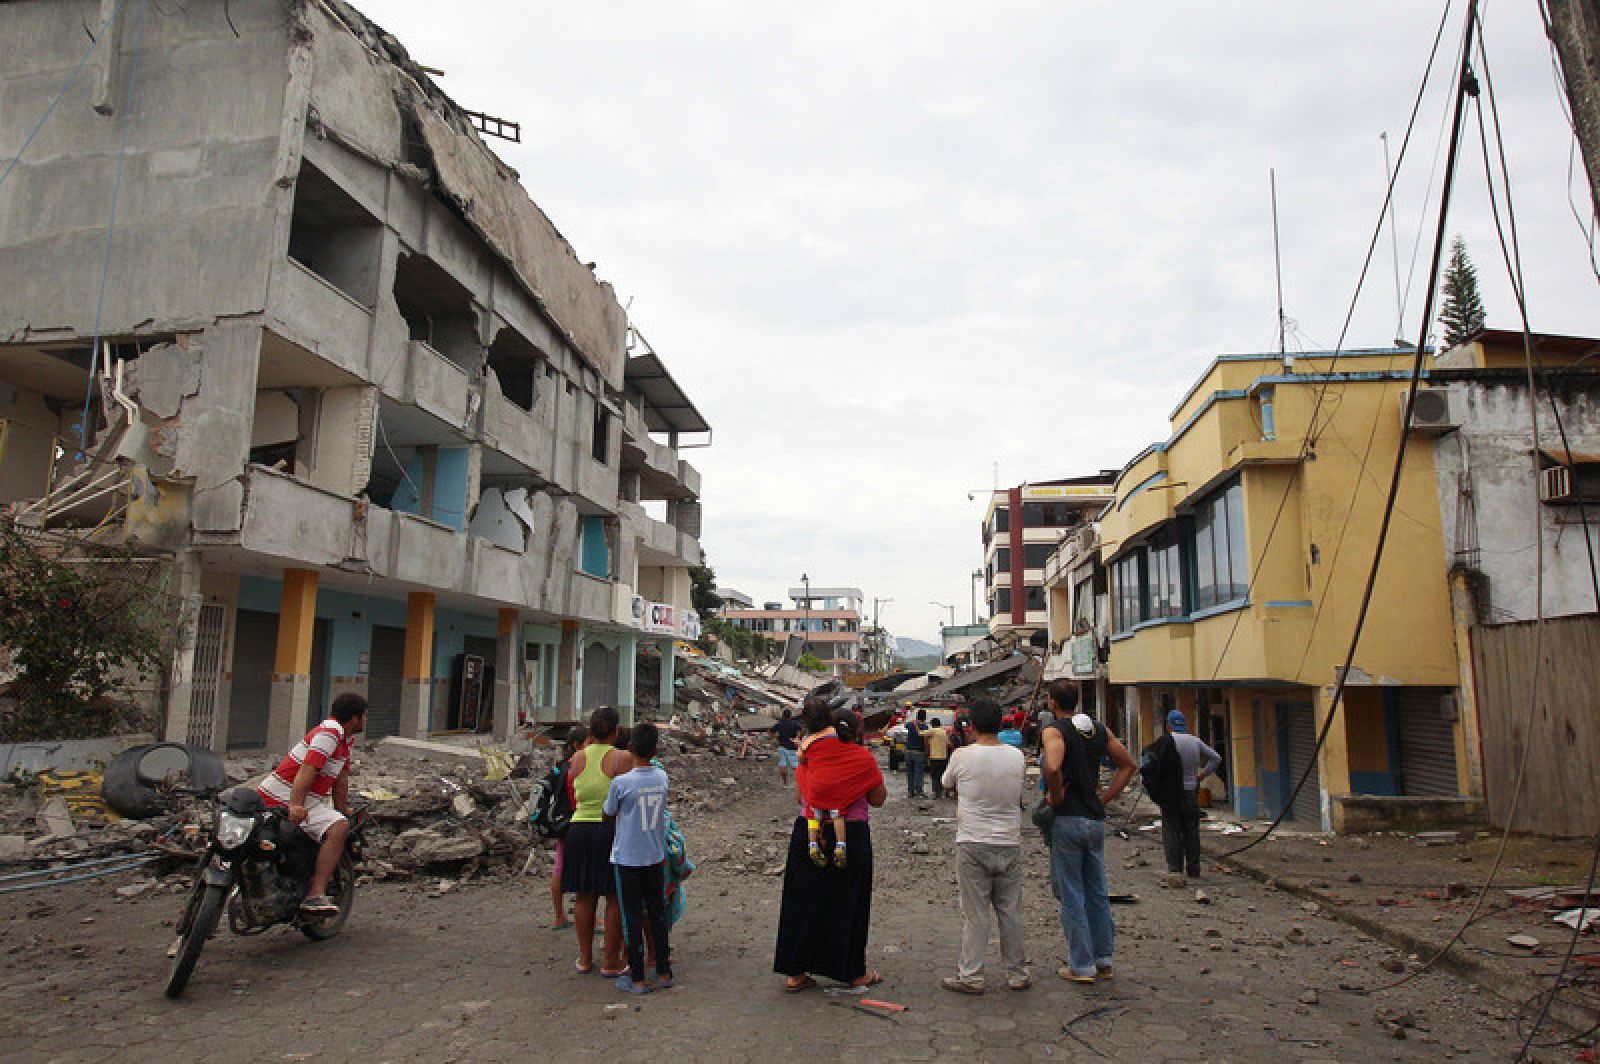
left=930, top=600, right=955, bottom=629
left=970, top=569, right=984, bottom=624
left=800, top=572, right=811, bottom=656
left=873, top=597, right=893, bottom=672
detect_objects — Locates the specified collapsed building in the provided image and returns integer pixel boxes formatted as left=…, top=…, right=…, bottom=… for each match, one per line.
left=0, top=0, right=710, bottom=755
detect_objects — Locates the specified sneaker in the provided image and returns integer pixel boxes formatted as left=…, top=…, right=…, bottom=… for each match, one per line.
left=808, top=843, right=828, bottom=868
left=614, top=974, right=652, bottom=995
left=299, top=894, right=339, bottom=916
left=1008, top=976, right=1033, bottom=991
left=940, top=977, right=984, bottom=995
left=1095, top=965, right=1114, bottom=981
left=652, top=973, right=675, bottom=990
left=832, top=844, right=848, bottom=869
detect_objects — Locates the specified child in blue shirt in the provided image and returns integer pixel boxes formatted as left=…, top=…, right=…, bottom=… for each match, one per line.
left=603, top=721, right=672, bottom=993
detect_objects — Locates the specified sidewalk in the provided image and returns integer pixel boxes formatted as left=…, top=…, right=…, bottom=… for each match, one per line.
left=1187, top=812, right=1600, bottom=1040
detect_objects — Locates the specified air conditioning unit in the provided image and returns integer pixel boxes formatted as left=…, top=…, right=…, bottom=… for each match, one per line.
left=1403, top=387, right=1459, bottom=435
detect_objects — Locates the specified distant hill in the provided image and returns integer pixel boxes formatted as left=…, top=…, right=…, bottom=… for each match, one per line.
left=896, top=636, right=941, bottom=659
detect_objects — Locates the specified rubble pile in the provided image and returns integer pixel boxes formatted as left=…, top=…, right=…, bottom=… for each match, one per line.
left=656, top=653, right=807, bottom=753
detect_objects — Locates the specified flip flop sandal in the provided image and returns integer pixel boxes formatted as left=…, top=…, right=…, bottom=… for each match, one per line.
left=851, top=970, right=883, bottom=988
left=600, top=967, right=628, bottom=979
left=551, top=920, right=574, bottom=931
left=574, top=960, right=594, bottom=975
left=784, top=975, right=818, bottom=993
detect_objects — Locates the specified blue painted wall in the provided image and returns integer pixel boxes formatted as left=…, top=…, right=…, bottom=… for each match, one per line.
left=432, top=447, right=469, bottom=531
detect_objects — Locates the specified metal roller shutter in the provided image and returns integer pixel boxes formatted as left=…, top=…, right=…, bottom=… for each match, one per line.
left=1283, top=702, right=1322, bottom=826
left=227, top=609, right=278, bottom=750
left=366, top=626, right=405, bottom=740
left=1397, top=688, right=1460, bottom=796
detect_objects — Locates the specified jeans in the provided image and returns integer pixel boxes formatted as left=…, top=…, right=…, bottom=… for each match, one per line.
left=1050, top=815, right=1114, bottom=978
left=929, top=758, right=948, bottom=798
left=613, top=862, right=670, bottom=982
left=1161, top=791, right=1202, bottom=876
left=904, top=751, right=927, bottom=797
left=955, top=842, right=1027, bottom=987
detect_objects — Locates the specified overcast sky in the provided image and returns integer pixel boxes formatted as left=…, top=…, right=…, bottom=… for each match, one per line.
left=367, top=1, right=1598, bottom=643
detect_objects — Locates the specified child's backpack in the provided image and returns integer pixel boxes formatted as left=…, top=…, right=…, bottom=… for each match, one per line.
left=529, top=761, right=575, bottom=840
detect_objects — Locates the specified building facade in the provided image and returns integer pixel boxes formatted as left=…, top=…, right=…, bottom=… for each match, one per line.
left=719, top=586, right=865, bottom=671
left=0, top=0, right=707, bottom=753
left=981, top=475, right=1116, bottom=647
left=1042, top=522, right=1112, bottom=720
left=1098, top=348, right=1463, bottom=831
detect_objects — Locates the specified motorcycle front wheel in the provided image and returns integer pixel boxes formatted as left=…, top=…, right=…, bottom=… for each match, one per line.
left=164, top=883, right=226, bottom=999
left=300, top=852, right=355, bottom=941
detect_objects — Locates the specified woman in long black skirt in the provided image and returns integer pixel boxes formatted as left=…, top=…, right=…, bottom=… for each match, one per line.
left=774, top=702, right=888, bottom=991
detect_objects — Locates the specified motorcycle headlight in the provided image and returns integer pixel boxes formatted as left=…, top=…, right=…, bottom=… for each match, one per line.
left=214, top=810, right=255, bottom=850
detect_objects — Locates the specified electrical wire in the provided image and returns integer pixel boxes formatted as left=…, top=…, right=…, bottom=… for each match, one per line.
left=0, top=0, right=125, bottom=194
left=1538, top=0, right=1600, bottom=285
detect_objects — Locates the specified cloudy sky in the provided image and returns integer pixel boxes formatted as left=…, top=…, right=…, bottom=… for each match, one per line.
left=367, top=1, right=1598, bottom=642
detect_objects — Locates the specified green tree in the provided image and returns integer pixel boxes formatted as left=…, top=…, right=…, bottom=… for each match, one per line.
left=1437, top=235, right=1486, bottom=349
left=797, top=652, right=827, bottom=674
left=689, top=562, right=722, bottom=622
left=0, top=524, right=168, bottom=741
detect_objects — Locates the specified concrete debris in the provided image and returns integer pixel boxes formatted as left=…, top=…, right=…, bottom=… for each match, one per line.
left=36, top=797, right=76, bottom=838
left=1506, top=933, right=1540, bottom=949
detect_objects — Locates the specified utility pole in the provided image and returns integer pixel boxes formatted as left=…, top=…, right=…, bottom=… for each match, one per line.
left=872, top=596, right=893, bottom=673
left=800, top=573, right=810, bottom=659
left=970, top=568, right=983, bottom=624
left=1547, top=0, right=1600, bottom=220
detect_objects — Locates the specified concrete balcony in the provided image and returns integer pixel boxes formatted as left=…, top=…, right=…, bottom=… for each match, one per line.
left=403, top=341, right=475, bottom=431
left=676, top=458, right=701, bottom=499
left=238, top=465, right=358, bottom=566
left=387, top=510, right=466, bottom=589
left=267, top=259, right=373, bottom=380
left=466, top=535, right=526, bottom=606
left=481, top=390, right=555, bottom=478
left=570, top=571, right=613, bottom=621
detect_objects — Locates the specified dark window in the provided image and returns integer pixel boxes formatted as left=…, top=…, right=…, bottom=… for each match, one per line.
left=1190, top=480, right=1247, bottom=610
left=994, top=547, right=1011, bottom=571
left=1112, top=552, right=1147, bottom=634
left=591, top=403, right=611, bottom=464
left=1023, top=542, right=1054, bottom=569
left=287, top=164, right=383, bottom=306
left=487, top=329, right=541, bottom=412
left=1148, top=526, right=1184, bottom=619
left=1024, top=585, right=1046, bottom=612
left=1072, top=574, right=1096, bottom=633
left=1022, top=500, right=1082, bottom=527
left=994, top=587, right=1012, bottom=615
left=992, top=507, right=1010, bottom=535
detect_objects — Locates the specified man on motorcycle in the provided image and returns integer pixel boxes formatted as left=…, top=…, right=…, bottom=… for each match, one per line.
left=256, top=692, right=367, bottom=915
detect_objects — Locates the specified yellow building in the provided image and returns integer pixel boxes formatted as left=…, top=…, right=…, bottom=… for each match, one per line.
left=1099, top=348, right=1465, bottom=830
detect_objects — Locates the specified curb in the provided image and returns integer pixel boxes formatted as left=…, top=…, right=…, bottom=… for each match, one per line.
left=1216, top=850, right=1600, bottom=1041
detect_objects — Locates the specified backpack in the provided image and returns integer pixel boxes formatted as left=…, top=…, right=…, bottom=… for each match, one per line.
left=1139, top=733, right=1186, bottom=813
left=529, top=761, right=575, bottom=839
left=662, top=808, right=696, bottom=927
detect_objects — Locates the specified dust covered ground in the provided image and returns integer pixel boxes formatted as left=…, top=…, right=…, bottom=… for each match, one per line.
left=0, top=746, right=1560, bottom=1062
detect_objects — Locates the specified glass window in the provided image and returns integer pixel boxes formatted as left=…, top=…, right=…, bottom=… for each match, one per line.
left=992, top=508, right=1010, bottom=535
left=1189, top=479, right=1247, bottom=609
left=1023, top=542, right=1053, bottom=568
left=1112, top=552, right=1147, bottom=634
left=1072, top=574, right=1096, bottom=632
left=1025, top=585, right=1045, bottom=612
left=994, top=547, right=1011, bottom=571
left=994, top=587, right=1012, bottom=615
left=1258, top=386, right=1276, bottom=438
left=1148, top=527, right=1183, bottom=618
left=1193, top=506, right=1216, bottom=610
left=1225, top=482, right=1249, bottom=600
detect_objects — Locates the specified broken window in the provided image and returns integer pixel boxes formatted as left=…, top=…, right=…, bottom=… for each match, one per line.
left=392, top=253, right=481, bottom=371
left=287, top=163, right=383, bottom=306
left=486, top=328, right=540, bottom=412
left=591, top=402, right=611, bottom=465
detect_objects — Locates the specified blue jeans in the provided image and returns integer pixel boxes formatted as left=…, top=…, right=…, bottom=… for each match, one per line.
left=1050, top=815, right=1113, bottom=977
left=904, top=751, right=927, bottom=797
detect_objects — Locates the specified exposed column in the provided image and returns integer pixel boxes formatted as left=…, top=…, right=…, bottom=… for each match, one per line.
left=492, top=608, right=518, bottom=742
left=658, top=638, right=677, bottom=713
left=1447, top=569, right=1485, bottom=799
left=557, top=619, right=580, bottom=720
left=160, top=549, right=204, bottom=745
left=1314, top=684, right=1354, bottom=832
left=1226, top=689, right=1260, bottom=819
left=616, top=633, right=638, bottom=725
left=399, top=592, right=435, bottom=738
left=266, top=569, right=319, bottom=755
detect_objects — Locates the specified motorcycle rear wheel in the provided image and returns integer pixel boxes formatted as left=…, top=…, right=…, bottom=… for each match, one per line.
left=164, top=883, right=226, bottom=999
left=300, top=852, right=355, bottom=940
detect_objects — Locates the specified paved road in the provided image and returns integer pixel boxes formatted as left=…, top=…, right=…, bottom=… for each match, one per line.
left=0, top=752, right=1553, bottom=1061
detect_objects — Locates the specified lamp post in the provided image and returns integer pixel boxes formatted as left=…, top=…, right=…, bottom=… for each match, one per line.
left=970, top=569, right=984, bottom=624
left=930, top=600, right=955, bottom=629
left=800, top=572, right=811, bottom=658
left=873, top=596, right=893, bottom=672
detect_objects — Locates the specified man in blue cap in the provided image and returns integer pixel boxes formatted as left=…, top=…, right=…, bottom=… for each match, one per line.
left=1160, top=709, right=1222, bottom=882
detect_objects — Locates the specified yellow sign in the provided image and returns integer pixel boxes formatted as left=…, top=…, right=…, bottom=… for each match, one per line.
left=38, top=770, right=120, bottom=823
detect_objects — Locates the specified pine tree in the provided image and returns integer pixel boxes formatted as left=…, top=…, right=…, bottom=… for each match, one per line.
left=1437, top=235, right=1486, bottom=349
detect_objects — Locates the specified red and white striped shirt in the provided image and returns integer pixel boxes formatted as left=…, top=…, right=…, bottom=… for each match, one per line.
left=257, top=718, right=353, bottom=807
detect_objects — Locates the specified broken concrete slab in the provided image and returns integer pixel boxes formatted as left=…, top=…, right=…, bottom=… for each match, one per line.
left=36, top=797, right=75, bottom=838
left=378, top=736, right=489, bottom=768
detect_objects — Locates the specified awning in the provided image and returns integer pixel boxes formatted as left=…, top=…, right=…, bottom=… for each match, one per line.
left=1541, top=447, right=1600, bottom=466
left=626, top=352, right=711, bottom=434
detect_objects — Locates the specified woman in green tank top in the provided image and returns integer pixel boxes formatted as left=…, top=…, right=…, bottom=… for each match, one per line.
left=560, top=707, right=629, bottom=975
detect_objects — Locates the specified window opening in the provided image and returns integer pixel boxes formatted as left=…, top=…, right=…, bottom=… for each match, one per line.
left=287, top=163, right=383, bottom=306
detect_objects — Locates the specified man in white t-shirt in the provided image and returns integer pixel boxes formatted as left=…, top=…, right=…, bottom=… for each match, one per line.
left=939, top=697, right=1029, bottom=994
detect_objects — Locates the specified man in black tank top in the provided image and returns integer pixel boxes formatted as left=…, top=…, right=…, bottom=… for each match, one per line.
left=1039, top=680, right=1136, bottom=985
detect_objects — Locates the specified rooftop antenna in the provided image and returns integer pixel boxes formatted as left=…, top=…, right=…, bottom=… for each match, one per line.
left=1271, top=168, right=1292, bottom=372
left=1379, top=131, right=1405, bottom=346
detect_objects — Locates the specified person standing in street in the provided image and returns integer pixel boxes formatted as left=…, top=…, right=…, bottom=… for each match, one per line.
left=903, top=709, right=928, bottom=799
left=773, top=709, right=803, bottom=787
left=940, top=698, right=1029, bottom=995
left=604, top=722, right=673, bottom=994
left=926, top=716, right=951, bottom=799
left=1033, top=703, right=1055, bottom=755
left=1040, top=680, right=1135, bottom=985
left=1156, top=709, right=1222, bottom=882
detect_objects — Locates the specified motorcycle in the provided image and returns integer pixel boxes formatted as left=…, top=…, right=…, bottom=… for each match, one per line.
left=164, top=786, right=368, bottom=999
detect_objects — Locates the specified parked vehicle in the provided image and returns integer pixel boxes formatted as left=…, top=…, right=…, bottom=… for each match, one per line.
left=164, top=783, right=368, bottom=998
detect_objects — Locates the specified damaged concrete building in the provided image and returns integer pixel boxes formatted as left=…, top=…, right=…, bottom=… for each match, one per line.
left=0, top=0, right=710, bottom=754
